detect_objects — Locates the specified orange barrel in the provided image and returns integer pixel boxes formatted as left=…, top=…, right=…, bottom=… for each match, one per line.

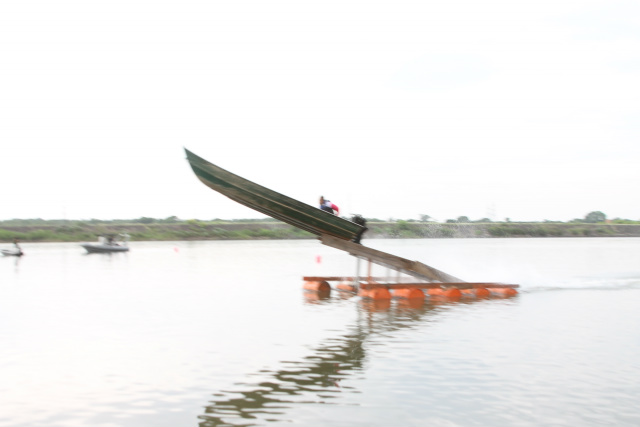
left=442, top=288, right=462, bottom=298
left=461, top=288, right=491, bottom=298
left=427, top=288, right=444, bottom=296
left=487, top=287, right=518, bottom=297
left=303, top=280, right=331, bottom=292
left=393, top=288, right=425, bottom=300
left=336, top=281, right=358, bottom=293
left=358, top=287, right=391, bottom=300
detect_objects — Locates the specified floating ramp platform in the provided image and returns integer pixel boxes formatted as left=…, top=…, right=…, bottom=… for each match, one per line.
left=185, top=148, right=518, bottom=299
left=306, top=235, right=518, bottom=299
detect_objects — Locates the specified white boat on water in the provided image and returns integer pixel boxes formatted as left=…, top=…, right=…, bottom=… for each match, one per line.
left=81, top=234, right=130, bottom=254
left=1, top=248, right=23, bottom=257
left=2, top=239, right=24, bottom=257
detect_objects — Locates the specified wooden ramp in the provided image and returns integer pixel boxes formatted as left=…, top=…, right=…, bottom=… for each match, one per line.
left=320, top=234, right=464, bottom=283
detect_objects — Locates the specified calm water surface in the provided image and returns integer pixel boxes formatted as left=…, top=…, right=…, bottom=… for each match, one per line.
left=1, top=238, right=639, bottom=427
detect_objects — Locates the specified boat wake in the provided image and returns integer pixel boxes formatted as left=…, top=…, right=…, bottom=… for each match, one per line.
left=520, top=276, right=640, bottom=293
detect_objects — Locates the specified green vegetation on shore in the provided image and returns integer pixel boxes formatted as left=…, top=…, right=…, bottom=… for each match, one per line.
left=1, top=212, right=639, bottom=243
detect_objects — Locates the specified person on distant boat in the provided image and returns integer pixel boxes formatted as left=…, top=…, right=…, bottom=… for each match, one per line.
left=13, top=238, right=23, bottom=255
left=319, top=196, right=340, bottom=215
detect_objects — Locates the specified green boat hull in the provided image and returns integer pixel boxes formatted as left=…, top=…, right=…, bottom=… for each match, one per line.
left=185, top=149, right=366, bottom=242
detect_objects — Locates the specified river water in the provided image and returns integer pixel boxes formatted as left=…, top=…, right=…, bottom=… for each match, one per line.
left=1, top=238, right=639, bottom=427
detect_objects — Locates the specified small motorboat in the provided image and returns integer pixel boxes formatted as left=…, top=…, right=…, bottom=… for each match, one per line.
left=2, top=239, right=24, bottom=256
left=81, top=234, right=130, bottom=254
left=1, top=248, right=23, bottom=257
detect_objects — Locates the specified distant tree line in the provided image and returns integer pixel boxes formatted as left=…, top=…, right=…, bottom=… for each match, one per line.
left=0, top=216, right=282, bottom=227
left=1, top=211, right=639, bottom=243
left=0, top=211, right=638, bottom=228
left=416, top=211, right=637, bottom=225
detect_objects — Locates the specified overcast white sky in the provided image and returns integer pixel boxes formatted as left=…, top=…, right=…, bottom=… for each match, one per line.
left=1, top=0, right=638, bottom=222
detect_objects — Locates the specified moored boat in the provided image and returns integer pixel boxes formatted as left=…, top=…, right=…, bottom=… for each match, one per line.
left=81, top=234, right=130, bottom=254
left=2, top=239, right=24, bottom=256
left=1, top=248, right=23, bottom=257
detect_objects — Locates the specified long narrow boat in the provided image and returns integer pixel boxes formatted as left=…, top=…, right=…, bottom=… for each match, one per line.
left=184, top=149, right=476, bottom=285
left=184, top=149, right=367, bottom=243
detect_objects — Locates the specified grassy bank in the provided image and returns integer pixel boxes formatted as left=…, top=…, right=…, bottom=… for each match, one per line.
left=0, top=220, right=311, bottom=242
left=2, top=219, right=640, bottom=243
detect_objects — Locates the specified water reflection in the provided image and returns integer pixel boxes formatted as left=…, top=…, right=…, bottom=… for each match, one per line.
left=199, top=294, right=513, bottom=426
left=1, top=252, right=22, bottom=274
left=199, top=328, right=365, bottom=426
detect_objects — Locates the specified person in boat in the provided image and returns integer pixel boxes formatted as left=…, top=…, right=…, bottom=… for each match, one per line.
left=106, top=235, right=120, bottom=246
left=319, top=196, right=340, bottom=215
left=13, top=238, right=23, bottom=255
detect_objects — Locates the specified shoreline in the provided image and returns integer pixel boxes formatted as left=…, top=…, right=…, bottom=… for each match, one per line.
left=2, top=221, right=640, bottom=243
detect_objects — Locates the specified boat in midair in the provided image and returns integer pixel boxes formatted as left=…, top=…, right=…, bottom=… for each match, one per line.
left=184, top=148, right=368, bottom=243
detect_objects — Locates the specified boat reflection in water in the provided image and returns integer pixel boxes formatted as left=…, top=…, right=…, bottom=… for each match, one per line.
left=199, top=326, right=366, bottom=427
left=199, top=292, right=515, bottom=426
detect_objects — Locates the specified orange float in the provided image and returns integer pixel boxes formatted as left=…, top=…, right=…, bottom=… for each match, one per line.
left=393, top=288, right=425, bottom=300
left=427, top=287, right=462, bottom=298
left=336, top=281, right=358, bottom=293
left=358, top=287, right=391, bottom=300
left=303, top=281, right=331, bottom=292
left=461, top=288, right=491, bottom=298
left=487, top=287, right=518, bottom=297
